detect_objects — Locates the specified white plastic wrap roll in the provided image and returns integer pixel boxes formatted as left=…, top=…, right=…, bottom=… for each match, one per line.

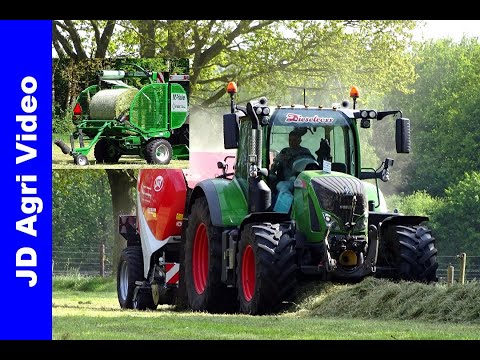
left=89, top=88, right=138, bottom=119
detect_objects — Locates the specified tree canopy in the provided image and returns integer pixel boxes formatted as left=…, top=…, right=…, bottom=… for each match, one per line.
left=385, top=37, right=480, bottom=196
left=53, top=20, right=419, bottom=111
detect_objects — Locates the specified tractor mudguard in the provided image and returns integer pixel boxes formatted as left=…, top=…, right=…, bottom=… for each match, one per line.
left=239, top=212, right=292, bottom=233
left=189, top=180, right=223, bottom=226
left=188, top=178, right=248, bottom=227
left=375, top=214, right=429, bottom=237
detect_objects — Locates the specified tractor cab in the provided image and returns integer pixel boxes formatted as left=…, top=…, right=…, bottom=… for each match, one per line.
left=223, top=82, right=412, bottom=214
left=267, top=107, right=358, bottom=184
left=223, top=86, right=362, bottom=213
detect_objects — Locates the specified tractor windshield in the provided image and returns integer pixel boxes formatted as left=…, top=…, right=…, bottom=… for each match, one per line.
left=268, top=108, right=356, bottom=176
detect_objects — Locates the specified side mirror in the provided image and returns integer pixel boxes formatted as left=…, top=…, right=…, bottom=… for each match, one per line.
left=223, top=113, right=239, bottom=149
left=396, top=118, right=411, bottom=153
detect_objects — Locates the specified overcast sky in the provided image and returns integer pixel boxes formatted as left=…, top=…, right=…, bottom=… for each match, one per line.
left=415, top=20, right=480, bottom=41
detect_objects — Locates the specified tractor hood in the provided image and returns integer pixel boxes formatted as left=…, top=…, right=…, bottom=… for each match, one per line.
left=295, top=170, right=368, bottom=234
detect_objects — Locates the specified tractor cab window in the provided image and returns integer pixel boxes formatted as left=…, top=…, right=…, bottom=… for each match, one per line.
left=234, top=116, right=252, bottom=194
left=268, top=108, right=356, bottom=182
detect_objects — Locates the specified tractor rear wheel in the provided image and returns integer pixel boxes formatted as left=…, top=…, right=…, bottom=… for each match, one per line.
left=184, top=197, right=237, bottom=313
left=396, top=225, right=438, bottom=282
left=117, top=246, right=156, bottom=310
left=94, top=138, right=121, bottom=163
left=145, top=138, right=173, bottom=165
left=236, top=222, right=297, bottom=315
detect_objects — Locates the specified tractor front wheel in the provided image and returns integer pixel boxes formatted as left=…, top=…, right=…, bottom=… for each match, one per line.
left=145, top=138, right=173, bottom=165
left=236, top=222, right=297, bottom=315
left=396, top=225, right=438, bottom=282
left=184, top=197, right=236, bottom=313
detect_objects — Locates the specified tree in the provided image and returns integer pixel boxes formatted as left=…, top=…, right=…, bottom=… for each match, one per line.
left=52, top=20, right=116, bottom=59
left=106, top=170, right=137, bottom=268
left=52, top=170, right=114, bottom=272
left=385, top=38, right=480, bottom=196
left=52, top=169, right=138, bottom=272
left=53, top=20, right=419, bottom=110
left=432, top=172, right=480, bottom=256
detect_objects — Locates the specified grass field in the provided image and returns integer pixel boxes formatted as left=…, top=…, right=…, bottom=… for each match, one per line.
left=53, top=276, right=480, bottom=340
left=52, top=134, right=189, bottom=169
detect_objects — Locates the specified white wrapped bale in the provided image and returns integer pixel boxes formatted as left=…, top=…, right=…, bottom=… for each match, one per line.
left=89, top=88, right=139, bottom=119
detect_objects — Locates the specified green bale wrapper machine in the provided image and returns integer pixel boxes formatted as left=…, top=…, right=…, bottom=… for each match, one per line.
left=54, top=63, right=190, bottom=165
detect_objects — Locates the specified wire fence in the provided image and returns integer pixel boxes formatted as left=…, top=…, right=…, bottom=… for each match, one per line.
left=52, top=244, right=480, bottom=283
left=437, top=255, right=480, bottom=283
left=53, top=244, right=114, bottom=277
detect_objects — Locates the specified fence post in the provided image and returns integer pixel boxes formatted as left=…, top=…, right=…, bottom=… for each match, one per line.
left=100, top=244, right=105, bottom=277
left=457, top=253, right=467, bottom=285
left=447, top=264, right=454, bottom=285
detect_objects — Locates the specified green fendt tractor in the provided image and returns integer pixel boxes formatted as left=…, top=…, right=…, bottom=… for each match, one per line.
left=183, top=84, right=438, bottom=315
left=54, top=63, right=190, bottom=165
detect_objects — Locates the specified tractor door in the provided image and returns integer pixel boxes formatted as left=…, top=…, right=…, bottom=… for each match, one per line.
left=233, top=116, right=253, bottom=198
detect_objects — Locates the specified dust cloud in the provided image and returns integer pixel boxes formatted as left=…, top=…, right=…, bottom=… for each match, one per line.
left=185, top=106, right=237, bottom=187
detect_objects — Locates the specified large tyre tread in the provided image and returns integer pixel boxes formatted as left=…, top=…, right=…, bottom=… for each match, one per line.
left=145, top=138, right=173, bottom=165
left=117, top=246, right=144, bottom=309
left=397, top=225, right=438, bottom=283
left=237, top=222, right=297, bottom=315
left=184, top=197, right=236, bottom=313
left=94, top=138, right=121, bottom=163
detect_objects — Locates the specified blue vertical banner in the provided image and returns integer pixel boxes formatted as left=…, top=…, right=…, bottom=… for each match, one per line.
left=0, top=20, right=52, bottom=340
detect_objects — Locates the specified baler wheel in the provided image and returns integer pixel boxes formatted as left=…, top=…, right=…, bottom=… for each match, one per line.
left=145, top=138, right=173, bottom=165
left=74, top=154, right=89, bottom=166
left=94, top=139, right=121, bottom=163
left=117, top=246, right=156, bottom=310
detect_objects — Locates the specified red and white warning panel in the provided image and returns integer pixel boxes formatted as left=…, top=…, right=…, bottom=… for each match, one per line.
left=165, top=263, right=179, bottom=285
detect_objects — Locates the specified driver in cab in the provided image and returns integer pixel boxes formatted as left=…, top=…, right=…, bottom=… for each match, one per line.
left=270, top=130, right=313, bottom=183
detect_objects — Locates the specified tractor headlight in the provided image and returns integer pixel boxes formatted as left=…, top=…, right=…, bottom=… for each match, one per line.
left=323, top=212, right=340, bottom=231
left=255, top=106, right=270, bottom=116
left=360, top=110, right=377, bottom=119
